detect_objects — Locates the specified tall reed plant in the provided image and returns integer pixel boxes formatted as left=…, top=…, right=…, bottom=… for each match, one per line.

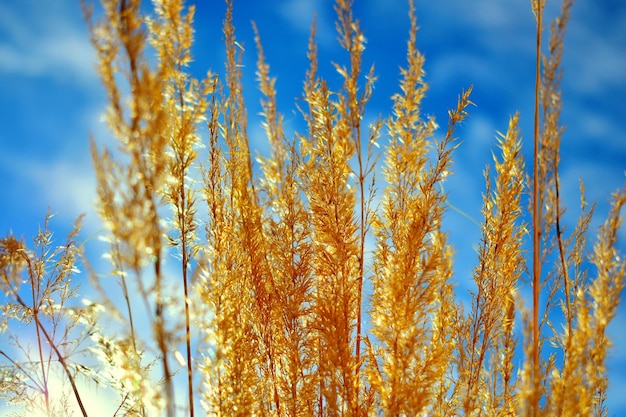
left=1, top=0, right=624, bottom=415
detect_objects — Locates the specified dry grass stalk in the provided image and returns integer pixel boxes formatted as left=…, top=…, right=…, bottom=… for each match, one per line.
left=531, top=0, right=545, bottom=412
left=367, top=1, right=471, bottom=414
left=1, top=214, right=90, bottom=416
left=455, top=114, right=525, bottom=416
left=1, top=0, right=625, bottom=416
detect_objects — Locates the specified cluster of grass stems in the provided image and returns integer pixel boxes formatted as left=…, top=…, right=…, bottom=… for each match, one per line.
left=1, top=0, right=625, bottom=415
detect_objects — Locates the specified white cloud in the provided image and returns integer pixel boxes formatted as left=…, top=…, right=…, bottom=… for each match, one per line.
left=566, top=29, right=626, bottom=95
left=31, top=160, right=96, bottom=218
left=0, top=150, right=98, bottom=233
left=0, top=1, right=97, bottom=86
left=575, top=111, right=619, bottom=142
left=278, top=0, right=336, bottom=46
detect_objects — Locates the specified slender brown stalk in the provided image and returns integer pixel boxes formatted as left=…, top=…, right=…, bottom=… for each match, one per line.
left=541, top=0, right=574, bottom=337
left=182, top=239, right=194, bottom=417
left=554, top=176, right=571, bottom=329
left=355, top=136, right=366, bottom=400
left=29, top=260, right=50, bottom=413
left=11, top=256, right=89, bottom=417
left=330, top=5, right=381, bottom=411
left=458, top=114, right=525, bottom=415
left=154, top=256, right=175, bottom=417
left=4, top=0, right=623, bottom=415
left=35, top=314, right=89, bottom=417
left=531, top=1, right=543, bottom=414
left=171, top=66, right=196, bottom=417
left=0, top=348, right=45, bottom=395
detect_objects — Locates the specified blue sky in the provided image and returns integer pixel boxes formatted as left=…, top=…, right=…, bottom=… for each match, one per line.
left=1, top=0, right=625, bottom=415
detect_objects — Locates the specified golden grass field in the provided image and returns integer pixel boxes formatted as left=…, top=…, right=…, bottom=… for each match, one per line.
left=1, top=0, right=625, bottom=415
